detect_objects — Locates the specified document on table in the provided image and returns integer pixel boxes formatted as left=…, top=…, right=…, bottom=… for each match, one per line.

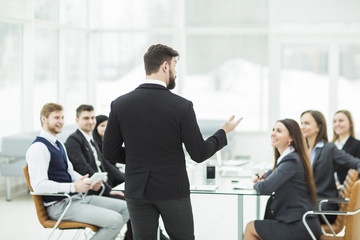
left=232, top=180, right=254, bottom=190
left=190, top=185, right=218, bottom=192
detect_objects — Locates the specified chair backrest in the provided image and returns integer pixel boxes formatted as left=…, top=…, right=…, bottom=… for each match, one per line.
left=23, top=165, right=57, bottom=228
left=340, top=169, right=359, bottom=198
left=322, top=169, right=359, bottom=234
left=344, top=179, right=360, bottom=240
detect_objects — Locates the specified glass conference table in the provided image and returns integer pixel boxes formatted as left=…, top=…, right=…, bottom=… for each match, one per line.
left=189, top=171, right=264, bottom=240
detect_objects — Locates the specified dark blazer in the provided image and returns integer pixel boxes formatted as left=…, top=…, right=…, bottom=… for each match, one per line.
left=65, top=129, right=125, bottom=195
left=312, top=142, right=360, bottom=201
left=254, top=152, right=316, bottom=223
left=335, top=136, right=360, bottom=184
left=103, top=83, right=227, bottom=200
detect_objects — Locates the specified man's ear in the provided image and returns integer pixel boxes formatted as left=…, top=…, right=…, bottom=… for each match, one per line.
left=41, top=115, right=46, bottom=126
left=162, top=61, right=168, bottom=72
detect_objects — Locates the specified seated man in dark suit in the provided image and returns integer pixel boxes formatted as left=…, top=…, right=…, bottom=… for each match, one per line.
left=65, top=104, right=125, bottom=198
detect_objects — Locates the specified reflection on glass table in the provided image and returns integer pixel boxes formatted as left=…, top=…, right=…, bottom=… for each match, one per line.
left=187, top=163, right=267, bottom=240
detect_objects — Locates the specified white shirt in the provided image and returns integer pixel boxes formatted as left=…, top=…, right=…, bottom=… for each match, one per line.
left=335, top=136, right=350, bottom=150
left=26, top=129, right=82, bottom=205
left=78, top=129, right=102, bottom=172
left=277, top=146, right=295, bottom=165
left=142, top=78, right=166, bottom=87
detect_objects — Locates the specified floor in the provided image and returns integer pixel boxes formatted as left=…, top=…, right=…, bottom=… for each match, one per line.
left=0, top=189, right=268, bottom=240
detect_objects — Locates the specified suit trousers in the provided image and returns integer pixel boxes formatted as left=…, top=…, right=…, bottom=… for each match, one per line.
left=47, top=194, right=129, bottom=240
left=126, top=197, right=195, bottom=240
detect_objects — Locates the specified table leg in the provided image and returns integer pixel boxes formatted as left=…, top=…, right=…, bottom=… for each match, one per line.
left=256, top=195, right=260, bottom=219
left=237, top=195, right=243, bottom=240
left=6, top=176, right=11, bottom=201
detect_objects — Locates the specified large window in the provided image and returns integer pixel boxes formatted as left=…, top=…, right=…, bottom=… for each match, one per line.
left=338, top=44, right=360, bottom=127
left=60, top=0, right=87, bottom=27
left=63, top=30, right=88, bottom=120
left=33, top=27, right=58, bottom=127
left=91, top=0, right=175, bottom=29
left=0, top=23, right=22, bottom=138
left=186, top=0, right=268, bottom=27
left=2, top=0, right=360, bottom=143
left=95, top=33, right=174, bottom=114
left=279, top=44, right=329, bottom=120
left=184, top=35, right=268, bottom=131
left=34, top=0, right=58, bottom=22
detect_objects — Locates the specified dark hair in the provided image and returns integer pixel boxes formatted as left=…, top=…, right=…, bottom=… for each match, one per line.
left=93, top=115, right=109, bottom=152
left=40, top=103, right=63, bottom=126
left=76, top=104, right=94, bottom=118
left=274, top=119, right=317, bottom=205
left=332, top=110, right=355, bottom=142
left=143, top=44, right=179, bottom=75
left=301, top=110, right=328, bottom=150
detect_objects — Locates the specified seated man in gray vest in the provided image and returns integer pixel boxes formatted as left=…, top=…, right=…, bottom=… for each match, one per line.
left=26, top=103, right=129, bottom=240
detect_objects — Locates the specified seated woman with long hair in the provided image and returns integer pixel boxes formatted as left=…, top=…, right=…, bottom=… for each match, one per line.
left=244, top=119, right=321, bottom=240
left=332, top=110, right=360, bottom=185
left=300, top=110, right=360, bottom=223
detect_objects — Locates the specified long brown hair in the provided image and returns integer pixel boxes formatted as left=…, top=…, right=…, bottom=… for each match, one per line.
left=274, top=119, right=317, bottom=205
left=332, top=110, right=355, bottom=142
left=301, top=110, right=328, bottom=150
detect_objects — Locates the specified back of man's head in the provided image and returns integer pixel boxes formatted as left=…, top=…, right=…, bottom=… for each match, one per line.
left=40, top=103, right=63, bottom=126
left=76, top=104, right=94, bottom=118
left=144, top=44, right=179, bottom=76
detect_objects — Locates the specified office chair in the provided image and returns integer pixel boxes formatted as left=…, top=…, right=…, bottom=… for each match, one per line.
left=23, top=165, right=99, bottom=240
left=320, top=169, right=359, bottom=235
left=303, top=179, right=360, bottom=240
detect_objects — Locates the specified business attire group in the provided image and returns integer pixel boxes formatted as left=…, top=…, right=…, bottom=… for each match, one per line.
left=24, top=44, right=360, bottom=240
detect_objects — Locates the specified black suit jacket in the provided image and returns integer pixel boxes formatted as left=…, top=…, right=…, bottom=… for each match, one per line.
left=335, top=136, right=360, bottom=184
left=103, top=83, right=227, bottom=200
left=312, top=142, right=360, bottom=202
left=255, top=152, right=316, bottom=224
left=65, top=129, right=125, bottom=195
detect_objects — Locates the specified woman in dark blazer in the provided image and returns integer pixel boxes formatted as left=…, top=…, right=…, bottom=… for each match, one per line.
left=244, top=119, right=321, bottom=240
left=332, top=110, right=360, bottom=184
left=300, top=110, right=360, bottom=223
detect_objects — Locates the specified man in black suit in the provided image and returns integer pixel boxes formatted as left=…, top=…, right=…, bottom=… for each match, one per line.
left=103, top=44, right=242, bottom=240
left=65, top=104, right=125, bottom=198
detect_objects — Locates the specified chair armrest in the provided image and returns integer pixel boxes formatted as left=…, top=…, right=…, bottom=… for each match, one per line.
left=337, top=184, right=345, bottom=191
left=30, top=192, right=71, bottom=198
left=318, top=197, right=349, bottom=210
left=303, top=208, right=360, bottom=240
left=317, top=198, right=349, bottom=236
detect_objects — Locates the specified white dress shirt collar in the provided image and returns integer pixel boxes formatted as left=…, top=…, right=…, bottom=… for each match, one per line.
left=78, top=128, right=93, bottom=143
left=40, top=129, right=58, bottom=146
left=142, top=79, right=166, bottom=88
left=277, top=146, right=295, bottom=165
